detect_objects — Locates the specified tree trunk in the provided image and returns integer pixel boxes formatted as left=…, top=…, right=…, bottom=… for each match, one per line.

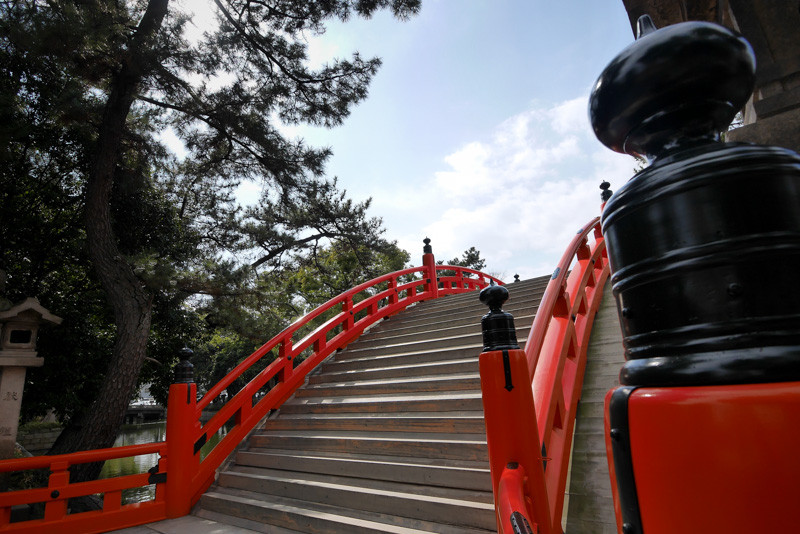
left=48, top=0, right=169, bottom=484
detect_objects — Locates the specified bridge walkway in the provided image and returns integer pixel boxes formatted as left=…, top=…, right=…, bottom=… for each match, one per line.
left=564, top=282, right=624, bottom=533
left=113, top=281, right=625, bottom=534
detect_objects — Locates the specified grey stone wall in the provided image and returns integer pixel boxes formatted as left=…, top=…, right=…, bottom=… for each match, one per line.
left=17, top=428, right=61, bottom=455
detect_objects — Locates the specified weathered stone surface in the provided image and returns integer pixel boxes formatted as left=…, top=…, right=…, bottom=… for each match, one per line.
left=727, top=107, right=800, bottom=153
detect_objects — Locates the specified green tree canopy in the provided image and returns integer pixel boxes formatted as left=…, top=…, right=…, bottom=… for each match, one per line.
left=1, top=0, right=420, bottom=481
left=439, top=246, right=487, bottom=272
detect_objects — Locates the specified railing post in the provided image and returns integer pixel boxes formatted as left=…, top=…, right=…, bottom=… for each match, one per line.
left=43, top=460, right=69, bottom=522
left=599, top=180, right=612, bottom=212
left=478, top=283, right=552, bottom=534
left=342, top=296, right=354, bottom=331
left=387, top=278, right=398, bottom=305
left=278, top=336, right=294, bottom=382
left=422, top=237, right=439, bottom=299
left=164, top=347, right=199, bottom=518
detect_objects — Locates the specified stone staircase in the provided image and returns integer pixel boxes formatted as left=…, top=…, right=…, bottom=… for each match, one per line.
left=193, top=275, right=550, bottom=533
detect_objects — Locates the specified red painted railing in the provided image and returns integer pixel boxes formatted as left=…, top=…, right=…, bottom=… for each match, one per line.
left=480, top=217, right=610, bottom=534
left=0, top=443, right=168, bottom=533
left=0, top=253, right=501, bottom=534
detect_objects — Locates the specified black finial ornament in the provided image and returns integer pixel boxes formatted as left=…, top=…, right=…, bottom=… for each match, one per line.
left=635, top=13, right=657, bottom=38
left=600, top=181, right=613, bottom=202
left=591, top=16, right=800, bottom=387
left=479, top=284, right=519, bottom=352
left=423, top=237, right=432, bottom=254
left=514, top=274, right=520, bottom=283
left=174, top=347, right=195, bottom=384
left=590, top=15, right=755, bottom=161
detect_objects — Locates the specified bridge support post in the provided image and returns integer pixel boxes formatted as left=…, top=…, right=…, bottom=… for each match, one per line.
left=164, top=348, right=199, bottom=518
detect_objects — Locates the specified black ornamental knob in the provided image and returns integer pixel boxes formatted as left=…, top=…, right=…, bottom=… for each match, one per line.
left=479, top=283, right=519, bottom=352
left=600, top=181, right=613, bottom=202
left=174, top=347, right=195, bottom=384
left=592, top=15, right=800, bottom=387
left=589, top=15, right=755, bottom=161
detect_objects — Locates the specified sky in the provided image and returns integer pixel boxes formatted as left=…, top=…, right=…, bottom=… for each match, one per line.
left=188, top=0, right=639, bottom=281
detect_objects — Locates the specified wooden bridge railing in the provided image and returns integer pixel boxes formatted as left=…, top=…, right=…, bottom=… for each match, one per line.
left=0, top=243, right=502, bottom=534
left=479, top=216, right=610, bottom=534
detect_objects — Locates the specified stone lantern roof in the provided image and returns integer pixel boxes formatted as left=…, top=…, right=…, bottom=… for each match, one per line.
left=0, top=298, right=62, bottom=365
left=0, top=297, right=63, bottom=325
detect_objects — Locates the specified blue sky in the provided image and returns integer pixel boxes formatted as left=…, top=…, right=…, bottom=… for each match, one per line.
left=192, top=1, right=639, bottom=280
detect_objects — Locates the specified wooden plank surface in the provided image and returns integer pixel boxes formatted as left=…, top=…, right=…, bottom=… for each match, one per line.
left=565, top=282, right=625, bottom=533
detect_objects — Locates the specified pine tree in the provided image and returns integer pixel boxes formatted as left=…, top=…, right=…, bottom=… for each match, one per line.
left=1, top=0, right=420, bottom=482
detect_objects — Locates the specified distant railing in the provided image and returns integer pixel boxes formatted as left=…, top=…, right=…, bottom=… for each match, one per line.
left=480, top=217, right=610, bottom=534
left=0, top=249, right=502, bottom=534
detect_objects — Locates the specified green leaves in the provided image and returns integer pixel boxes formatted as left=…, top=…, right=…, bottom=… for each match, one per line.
left=439, top=246, right=487, bottom=271
left=2, top=0, right=419, bottom=440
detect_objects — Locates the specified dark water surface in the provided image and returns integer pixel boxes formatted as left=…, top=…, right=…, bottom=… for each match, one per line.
left=99, top=421, right=228, bottom=504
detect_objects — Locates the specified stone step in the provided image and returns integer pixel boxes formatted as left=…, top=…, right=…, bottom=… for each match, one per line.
left=234, top=448, right=492, bottom=491
left=339, top=327, right=531, bottom=363
left=391, top=289, right=540, bottom=319
left=226, top=465, right=492, bottom=504
left=197, top=487, right=495, bottom=534
left=294, top=373, right=481, bottom=398
left=308, top=357, right=481, bottom=383
left=407, top=276, right=547, bottom=314
left=191, top=275, right=551, bottom=533
left=281, top=391, right=485, bottom=414
left=381, top=296, right=541, bottom=332
left=324, top=331, right=528, bottom=373
left=349, top=314, right=535, bottom=353
left=248, top=430, right=488, bottom=461
left=381, top=287, right=540, bottom=323
left=322, top=343, right=485, bottom=372
left=195, top=508, right=307, bottom=534
left=214, top=468, right=496, bottom=531
left=268, top=411, right=486, bottom=434
left=263, top=410, right=486, bottom=435
left=566, top=280, right=625, bottom=533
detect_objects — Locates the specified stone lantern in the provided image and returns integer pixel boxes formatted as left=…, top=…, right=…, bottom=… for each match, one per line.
left=0, top=296, right=61, bottom=459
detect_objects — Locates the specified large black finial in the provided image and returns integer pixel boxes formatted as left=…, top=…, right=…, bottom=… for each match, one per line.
left=600, top=181, right=613, bottom=202
left=594, top=15, right=800, bottom=387
left=174, top=347, right=195, bottom=384
left=592, top=13, right=800, bottom=534
left=479, top=283, right=519, bottom=352
left=589, top=15, right=755, bottom=160
left=423, top=237, right=432, bottom=254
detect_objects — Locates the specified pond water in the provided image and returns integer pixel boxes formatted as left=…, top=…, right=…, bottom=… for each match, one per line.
left=99, top=421, right=228, bottom=504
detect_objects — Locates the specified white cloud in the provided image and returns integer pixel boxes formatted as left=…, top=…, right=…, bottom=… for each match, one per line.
left=547, top=96, right=591, bottom=135
left=396, top=94, right=633, bottom=281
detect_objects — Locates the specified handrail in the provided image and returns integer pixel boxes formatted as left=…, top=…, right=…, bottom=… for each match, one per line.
left=479, top=216, right=610, bottom=534
left=0, top=442, right=168, bottom=533
left=185, top=261, right=502, bottom=513
left=0, top=256, right=502, bottom=534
